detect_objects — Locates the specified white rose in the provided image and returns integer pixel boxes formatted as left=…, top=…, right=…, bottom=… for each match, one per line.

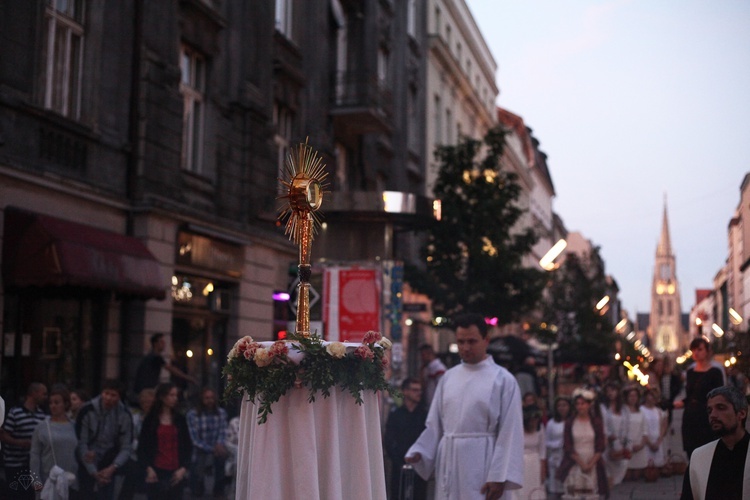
left=377, top=337, right=392, bottom=349
left=325, top=342, right=347, bottom=359
left=227, top=346, right=239, bottom=361
left=254, top=348, right=272, bottom=367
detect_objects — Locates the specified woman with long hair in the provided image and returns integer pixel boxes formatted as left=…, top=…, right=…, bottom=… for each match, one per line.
left=137, top=383, right=192, bottom=499
left=518, top=404, right=546, bottom=500
left=545, top=397, right=571, bottom=499
left=68, top=388, right=89, bottom=421
left=600, top=381, right=628, bottom=487
left=30, top=384, right=79, bottom=497
left=557, top=387, right=609, bottom=499
left=674, top=336, right=725, bottom=457
left=622, top=385, right=647, bottom=481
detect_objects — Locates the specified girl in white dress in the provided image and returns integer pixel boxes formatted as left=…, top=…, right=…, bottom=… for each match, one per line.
left=557, top=387, right=608, bottom=498
left=641, top=387, right=667, bottom=468
left=623, top=385, right=648, bottom=480
left=545, top=397, right=571, bottom=499
left=519, top=404, right=546, bottom=500
left=600, top=381, right=628, bottom=487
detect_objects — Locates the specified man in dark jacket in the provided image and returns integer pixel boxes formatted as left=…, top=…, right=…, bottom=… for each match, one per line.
left=384, top=378, right=428, bottom=500
left=75, top=379, right=133, bottom=499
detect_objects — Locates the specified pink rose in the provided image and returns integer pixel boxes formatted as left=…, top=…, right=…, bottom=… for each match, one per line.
left=354, top=345, right=375, bottom=361
left=242, top=342, right=260, bottom=360
left=269, top=341, right=289, bottom=358
left=381, top=356, right=390, bottom=368
left=363, top=331, right=382, bottom=344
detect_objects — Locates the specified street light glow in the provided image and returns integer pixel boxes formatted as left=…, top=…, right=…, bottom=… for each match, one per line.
left=729, top=308, right=743, bottom=325
left=539, top=239, right=567, bottom=271
left=615, top=318, right=628, bottom=333
left=712, top=323, right=724, bottom=337
left=595, top=295, right=610, bottom=311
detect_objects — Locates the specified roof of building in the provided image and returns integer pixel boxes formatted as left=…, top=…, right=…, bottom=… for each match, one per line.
left=695, top=289, right=712, bottom=304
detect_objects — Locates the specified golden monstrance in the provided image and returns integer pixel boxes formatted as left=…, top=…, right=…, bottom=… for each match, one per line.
left=278, top=141, right=329, bottom=337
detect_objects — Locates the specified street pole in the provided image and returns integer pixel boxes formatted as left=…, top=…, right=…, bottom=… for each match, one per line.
left=547, top=344, right=554, bottom=412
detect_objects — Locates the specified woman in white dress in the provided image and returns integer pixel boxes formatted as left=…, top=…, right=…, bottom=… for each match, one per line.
left=622, top=385, right=648, bottom=481
left=545, top=397, right=571, bottom=499
left=518, top=404, right=546, bottom=500
left=600, top=381, right=628, bottom=487
left=641, top=387, right=667, bottom=469
left=557, top=387, right=608, bottom=499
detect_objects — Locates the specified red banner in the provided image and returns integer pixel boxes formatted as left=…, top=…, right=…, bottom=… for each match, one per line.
left=324, top=267, right=381, bottom=342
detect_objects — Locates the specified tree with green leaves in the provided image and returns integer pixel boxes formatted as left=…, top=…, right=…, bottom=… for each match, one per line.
left=405, top=126, right=546, bottom=324
left=542, top=248, right=616, bottom=364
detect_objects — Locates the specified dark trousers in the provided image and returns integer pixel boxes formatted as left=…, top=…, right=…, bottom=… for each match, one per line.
left=147, top=467, right=185, bottom=500
left=78, top=468, right=118, bottom=500
left=189, top=451, right=226, bottom=496
left=118, top=459, right=146, bottom=500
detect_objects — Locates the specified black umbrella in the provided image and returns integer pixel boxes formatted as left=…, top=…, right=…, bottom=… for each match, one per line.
left=487, top=335, right=532, bottom=369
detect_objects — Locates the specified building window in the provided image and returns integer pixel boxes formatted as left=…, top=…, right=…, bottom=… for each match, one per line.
left=434, top=95, right=442, bottom=144
left=445, top=108, right=452, bottom=144
left=446, top=25, right=452, bottom=47
left=435, top=7, right=441, bottom=35
left=377, top=47, right=389, bottom=83
left=335, top=142, right=348, bottom=191
left=274, top=103, right=294, bottom=193
left=407, top=86, right=418, bottom=150
left=43, top=0, right=85, bottom=119
left=275, top=0, right=293, bottom=38
left=180, top=45, right=206, bottom=174
left=456, top=42, right=462, bottom=62
left=407, top=0, right=417, bottom=38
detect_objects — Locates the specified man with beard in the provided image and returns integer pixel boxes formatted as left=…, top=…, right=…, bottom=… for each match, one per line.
left=681, top=385, right=750, bottom=500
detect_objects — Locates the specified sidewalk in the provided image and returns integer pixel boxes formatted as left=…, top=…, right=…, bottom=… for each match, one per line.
left=609, top=474, right=683, bottom=499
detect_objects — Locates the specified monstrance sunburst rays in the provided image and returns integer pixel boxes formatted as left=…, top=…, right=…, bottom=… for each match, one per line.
left=277, top=140, right=329, bottom=337
left=277, top=140, right=330, bottom=245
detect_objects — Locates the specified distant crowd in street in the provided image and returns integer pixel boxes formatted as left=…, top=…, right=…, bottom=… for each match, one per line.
left=383, top=325, right=750, bottom=500
left=0, top=334, right=239, bottom=500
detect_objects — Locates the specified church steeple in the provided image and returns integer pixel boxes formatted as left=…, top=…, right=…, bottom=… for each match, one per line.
left=656, top=197, right=672, bottom=257
left=649, top=196, right=685, bottom=353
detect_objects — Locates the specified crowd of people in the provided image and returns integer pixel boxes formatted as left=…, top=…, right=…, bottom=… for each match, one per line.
left=2, top=326, right=749, bottom=500
left=384, top=327, right=749, bottom=500
left=0, top=376, right=239, bottom=499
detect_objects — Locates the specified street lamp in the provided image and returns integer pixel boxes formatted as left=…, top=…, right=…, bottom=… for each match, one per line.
left=729, top=308, right=743, bottom=326
left=539, top=238, right=567, bottom=411
left=539, top=239, right=567, bottom=271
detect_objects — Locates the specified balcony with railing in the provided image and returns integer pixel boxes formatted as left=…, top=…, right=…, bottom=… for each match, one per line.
left=330, top=71, right=393, bottom=137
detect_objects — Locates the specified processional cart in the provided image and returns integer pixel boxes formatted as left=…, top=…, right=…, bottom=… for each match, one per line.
left=226, top=142, right=390, bottom=500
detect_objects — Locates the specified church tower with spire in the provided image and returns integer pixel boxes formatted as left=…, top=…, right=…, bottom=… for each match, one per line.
left=649, top=199, right=684, bottom=353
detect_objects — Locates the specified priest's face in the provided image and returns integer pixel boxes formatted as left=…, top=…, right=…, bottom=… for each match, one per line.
left=707, top=394, right=746, bottom=436
left=455, top=324, right=489, bottom=364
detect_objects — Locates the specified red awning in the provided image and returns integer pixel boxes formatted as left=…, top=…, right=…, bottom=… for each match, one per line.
left=2, top=207, right=166, bottom=299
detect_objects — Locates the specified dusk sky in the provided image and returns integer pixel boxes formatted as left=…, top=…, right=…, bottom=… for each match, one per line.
left=465, top=0, right=750, bottom=317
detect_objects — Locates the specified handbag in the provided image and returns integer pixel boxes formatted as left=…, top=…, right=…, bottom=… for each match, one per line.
left=562, top=467, right=599, bottom=500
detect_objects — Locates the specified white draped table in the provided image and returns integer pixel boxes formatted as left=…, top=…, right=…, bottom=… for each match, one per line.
left=235, top=387, right=387, bottom=500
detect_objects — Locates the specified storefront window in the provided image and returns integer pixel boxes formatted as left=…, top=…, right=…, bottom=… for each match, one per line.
left=1, top=292, right=104, bottom=403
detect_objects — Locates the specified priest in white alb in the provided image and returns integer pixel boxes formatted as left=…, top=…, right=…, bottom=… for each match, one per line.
left=405, top=312, right=524, bottom=500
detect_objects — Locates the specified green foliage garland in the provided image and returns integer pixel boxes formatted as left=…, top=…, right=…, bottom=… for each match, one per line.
left=223, top=332, right=397, bottom=423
